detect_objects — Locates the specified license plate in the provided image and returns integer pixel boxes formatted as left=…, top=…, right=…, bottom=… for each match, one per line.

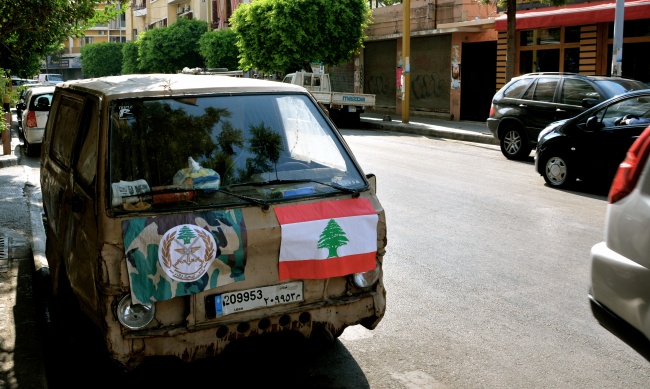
left=212, top=282, right=303, bottom=316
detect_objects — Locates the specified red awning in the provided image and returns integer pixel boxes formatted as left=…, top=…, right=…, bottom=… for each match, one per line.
left=495, top=0, right=650, bottom=31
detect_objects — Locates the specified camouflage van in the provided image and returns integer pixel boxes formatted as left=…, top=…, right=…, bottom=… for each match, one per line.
left=40, top=74, right=387, bottom=369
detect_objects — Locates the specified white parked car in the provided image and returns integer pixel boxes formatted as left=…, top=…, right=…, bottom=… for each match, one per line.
left=17, top=85, right=55, bottom=156
left=589, top=125, right=650, bottom=357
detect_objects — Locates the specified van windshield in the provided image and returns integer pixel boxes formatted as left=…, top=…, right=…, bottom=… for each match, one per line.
left=47, top=74, right=63, bottom=82
left=109, top=93, right=366, bottom=213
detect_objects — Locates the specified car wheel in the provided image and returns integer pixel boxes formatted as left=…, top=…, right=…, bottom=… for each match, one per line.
left=24, top=138, right=38, bottom=157
left=500, top=125, right=531, bottom=160
left=542, top=153, right=574, bottom=188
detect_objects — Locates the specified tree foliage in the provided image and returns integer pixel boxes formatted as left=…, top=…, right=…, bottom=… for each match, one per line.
left=80, top=42, right=124, bottom=78
left=230, top=0, right=371, bottom=74
left=199, top=29, right=240, bottom=70
left=138, top=18, right=208, bottom=73
left=0, top=0, right=124, bottom=78
left=122, top=41, right=141, bottom=75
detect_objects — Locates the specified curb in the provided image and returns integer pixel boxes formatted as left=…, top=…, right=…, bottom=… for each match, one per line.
left=359, top=118, right=499, bottom=146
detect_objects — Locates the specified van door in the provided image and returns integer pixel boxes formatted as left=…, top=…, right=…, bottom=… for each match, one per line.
left=66, top=96, right=101, bottom=314
left=42, top=93, right=85, bottom=292
left=41, top=92, right=100, bottom=310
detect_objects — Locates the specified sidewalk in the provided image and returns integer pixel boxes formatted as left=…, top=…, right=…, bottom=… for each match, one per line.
left=0, top=109, right=495, bottom=389
left=360, top=112, right=498, bottom=146
left=0, top=113, right=48, bottom=389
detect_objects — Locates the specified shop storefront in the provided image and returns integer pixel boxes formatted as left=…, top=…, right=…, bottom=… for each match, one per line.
left=495, top=0, right=650, bottom=88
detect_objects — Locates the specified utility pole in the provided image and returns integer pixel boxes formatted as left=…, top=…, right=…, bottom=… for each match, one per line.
left=611, top=0, right=624, bottom=77
left=402, top=0, right=410, bottom=124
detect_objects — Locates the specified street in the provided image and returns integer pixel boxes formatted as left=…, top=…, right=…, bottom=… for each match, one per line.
left=21, top=125, right=650, bottom=388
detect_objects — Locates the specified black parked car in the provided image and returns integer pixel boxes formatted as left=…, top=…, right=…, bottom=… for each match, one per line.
left=487, top=73, right=647, bottom=160
left=535, top=89, right=650, bottom=189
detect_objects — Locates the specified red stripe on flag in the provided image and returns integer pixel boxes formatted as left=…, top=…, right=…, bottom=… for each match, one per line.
left=275, top=198, right=376, bottom=225
left=279, top=252, right=376, bottom=280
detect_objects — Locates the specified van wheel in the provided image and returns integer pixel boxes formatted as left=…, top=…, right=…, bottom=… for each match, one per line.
left=500, top=124, right=530, bottom=160
left=542, top=153, right=574, bottom=189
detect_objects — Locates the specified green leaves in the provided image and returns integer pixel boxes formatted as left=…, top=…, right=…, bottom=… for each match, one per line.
left=80, top=42, right=124, bottom=78
left=0, top=0, right=125, bottom=77
left=231, top=0, right=371, bottom=73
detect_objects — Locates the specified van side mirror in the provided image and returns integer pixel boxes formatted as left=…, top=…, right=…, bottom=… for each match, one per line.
left=582, top=98, right=600, bottom=108
left=366, top=173, right=376, bottom=194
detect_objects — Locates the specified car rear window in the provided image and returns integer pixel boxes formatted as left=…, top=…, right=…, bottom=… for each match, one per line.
left=29, top=93, right=53, bottom=111
left=594, top=79, right=649, bottom=98
left=522, top=77, right=558, bottom=103
left=503, top=78, right=533, bottom=98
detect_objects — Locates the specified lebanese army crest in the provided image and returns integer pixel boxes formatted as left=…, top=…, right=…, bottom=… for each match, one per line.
left=158, top=224, right=217, bottom=282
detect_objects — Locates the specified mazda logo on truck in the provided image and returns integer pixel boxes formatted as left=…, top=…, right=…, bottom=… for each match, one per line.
left=342, top=96, right=366, bottom=102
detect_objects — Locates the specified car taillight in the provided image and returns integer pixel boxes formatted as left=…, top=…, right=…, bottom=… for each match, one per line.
left=25, top=111, right=37, bottom=128
left=489, top=104, right=495, bottom=117
left=608, top=126, right=650, bottom=204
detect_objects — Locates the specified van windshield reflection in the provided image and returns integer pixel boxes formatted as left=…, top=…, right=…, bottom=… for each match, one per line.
left=108, top=93, right=366, bottom=213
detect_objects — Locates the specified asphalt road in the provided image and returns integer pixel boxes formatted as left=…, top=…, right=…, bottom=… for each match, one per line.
left=12, top=122, right=650, bottom=388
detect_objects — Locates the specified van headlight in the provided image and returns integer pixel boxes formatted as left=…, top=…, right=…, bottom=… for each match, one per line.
left=352, top=260, right=382, bottom=288
left=117, top=294, right=155, bottom=330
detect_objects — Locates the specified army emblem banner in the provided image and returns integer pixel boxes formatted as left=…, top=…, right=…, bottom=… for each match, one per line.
left=122, top=210, right=246, bottom=304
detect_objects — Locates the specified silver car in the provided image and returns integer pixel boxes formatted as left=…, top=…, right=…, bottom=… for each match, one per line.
left=18, top=85, right=55, bottom=156
left=589, top=125, right=650, bottom=358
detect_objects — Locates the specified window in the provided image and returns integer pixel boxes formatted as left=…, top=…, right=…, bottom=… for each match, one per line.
left=560, top=79, right=598, bottom=106
left=504, top=78, right=534, bottom=99
left=81, top=37, right=94, bottom=47
left=522, top=78, right=557, bottom=102
left=51, top=94, right=84, bottom=168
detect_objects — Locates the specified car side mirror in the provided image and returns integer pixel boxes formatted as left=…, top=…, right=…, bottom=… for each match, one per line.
left=16, top=102, right=26, bottom=110
left=366, top=173, right=376, bottom=194
left=585, top=116, right=601, bottom=130
left=582, top=98, right=600, bottom=108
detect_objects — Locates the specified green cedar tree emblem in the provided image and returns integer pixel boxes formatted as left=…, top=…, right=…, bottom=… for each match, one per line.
left=176, top=225, right=197, bottom=244
left=317, top=219, right=349, bottom=258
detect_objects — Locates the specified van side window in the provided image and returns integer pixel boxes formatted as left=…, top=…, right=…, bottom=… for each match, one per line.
left=51, top=94, right=85, bottom=168
left=75, top=99, right=99, bottom=190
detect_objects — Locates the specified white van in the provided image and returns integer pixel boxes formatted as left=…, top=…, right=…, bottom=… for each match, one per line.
left=37, top=73, right=64, bottom=85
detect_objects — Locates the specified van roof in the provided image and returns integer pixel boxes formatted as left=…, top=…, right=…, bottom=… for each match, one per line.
left=57, top=74, right=306, bottom=99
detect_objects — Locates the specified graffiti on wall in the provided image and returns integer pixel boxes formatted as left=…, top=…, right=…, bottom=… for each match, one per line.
left=366, top=73, right=391, bottom=96
left=411, top=73, right=446, bottom=100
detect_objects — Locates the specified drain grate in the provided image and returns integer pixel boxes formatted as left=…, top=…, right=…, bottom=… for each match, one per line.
left=0, top=235, right=8, bottom=272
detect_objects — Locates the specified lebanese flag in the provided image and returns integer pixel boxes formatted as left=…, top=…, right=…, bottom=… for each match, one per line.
left=274, top=198, right=378, bottom=280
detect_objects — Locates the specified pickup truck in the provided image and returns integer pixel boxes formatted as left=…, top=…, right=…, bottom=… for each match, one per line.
left=282, top=71, right=375, bottom=125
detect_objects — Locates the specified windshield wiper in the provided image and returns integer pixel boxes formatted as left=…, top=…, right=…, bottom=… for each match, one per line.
left=215, top=188, right=270, bottom=210
left=229, top=179, right=361, bottom=196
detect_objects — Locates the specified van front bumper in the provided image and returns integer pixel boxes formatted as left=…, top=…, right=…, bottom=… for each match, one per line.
left=108, top=287, right=386, bottom=369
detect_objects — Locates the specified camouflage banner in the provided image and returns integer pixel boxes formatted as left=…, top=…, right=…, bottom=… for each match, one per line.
left=122, top=210, right=246, bottom=304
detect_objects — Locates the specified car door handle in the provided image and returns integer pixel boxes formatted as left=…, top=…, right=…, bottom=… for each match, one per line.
left=518, top=104, right=527, bottom=107
left=556, top=108, right=566, bottom=112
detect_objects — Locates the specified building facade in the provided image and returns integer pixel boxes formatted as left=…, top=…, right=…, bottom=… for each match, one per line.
left=44, top=0, right=650, bottom=123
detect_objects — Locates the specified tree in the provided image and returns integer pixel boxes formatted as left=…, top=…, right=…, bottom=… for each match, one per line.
left=478, top=0, right=567, bottom=82
left=230, top=0, right=371, bottom=74
left=199, top=29, right=240, bottom=70
left=80, top=42, right=124, bottom=78
left=122, top=41, right=141, bottom=75
left=138, top=18, right=208, bottom=74
left=0, top=0, right=124, bottom=78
